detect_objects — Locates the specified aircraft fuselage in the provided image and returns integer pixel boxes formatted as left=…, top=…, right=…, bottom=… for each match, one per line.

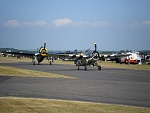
left=37, top=55, right=45, bottom=63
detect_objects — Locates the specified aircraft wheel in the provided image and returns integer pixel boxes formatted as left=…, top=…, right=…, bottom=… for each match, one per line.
left=98, top=66, right=101, bottom=70
left=33, top=61, right=35, bottom=65
left=49, top=61, right=52, bottom=65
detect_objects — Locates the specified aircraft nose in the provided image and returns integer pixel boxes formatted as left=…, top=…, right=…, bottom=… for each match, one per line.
left=40, top=48, right=48, bottom=57
left=42, top=50, right=45, bottom=53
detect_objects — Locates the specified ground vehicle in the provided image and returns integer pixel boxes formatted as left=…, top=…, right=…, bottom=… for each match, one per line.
left=120, top=52, right=142, bottom=64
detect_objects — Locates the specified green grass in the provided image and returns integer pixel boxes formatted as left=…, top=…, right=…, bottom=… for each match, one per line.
left=0, top=56, right=31, bottom=63
left=0, top=56, right=75, bottom=78
left=0, top=97, right=150, bottom=113
left=0, top=65, right=75, bottom=78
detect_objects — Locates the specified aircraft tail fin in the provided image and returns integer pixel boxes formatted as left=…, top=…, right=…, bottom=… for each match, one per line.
left=74, top=49, right=78, bottom=55
left=85, top=49, right=92, bottom=56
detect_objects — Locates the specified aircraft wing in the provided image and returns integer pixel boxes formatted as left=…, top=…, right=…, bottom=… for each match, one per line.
left=109, top=54, right=131, bottom=58
left=1, top=51, right=35, bottom=57
left=139, top=51, right=150, bottom=55
left=48, top=53, right=88, bottom=59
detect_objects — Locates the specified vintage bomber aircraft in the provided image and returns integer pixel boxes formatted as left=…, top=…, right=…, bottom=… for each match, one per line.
left=2, top=42, right=52, bottom=65
left=49, top=43, right=102, bottom=71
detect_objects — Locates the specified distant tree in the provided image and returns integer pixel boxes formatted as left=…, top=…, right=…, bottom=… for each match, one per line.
left=120, top=50, right=125, bottom=53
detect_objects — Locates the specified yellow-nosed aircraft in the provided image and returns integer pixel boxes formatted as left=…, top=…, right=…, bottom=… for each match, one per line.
left=2, top=42, right=52, bottom=65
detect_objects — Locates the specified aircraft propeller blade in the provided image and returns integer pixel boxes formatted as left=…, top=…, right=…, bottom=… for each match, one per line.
left=94, top=43, right=97, bottom=51
left=44, top=42, right=46, bottom=49
left=91, top=43, right=101, bottom=60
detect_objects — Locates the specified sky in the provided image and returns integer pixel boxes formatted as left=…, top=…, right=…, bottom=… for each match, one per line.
left=0, top=0, right=150, bottom=51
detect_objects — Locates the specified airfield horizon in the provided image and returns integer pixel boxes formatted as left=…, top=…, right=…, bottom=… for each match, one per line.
left=1, top=56, right=149, bottom=71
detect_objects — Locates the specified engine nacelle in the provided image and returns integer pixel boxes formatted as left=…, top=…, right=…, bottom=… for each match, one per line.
left=39, top=47, right=48, bottom=57
left=92, top=51, right=100, bottom=59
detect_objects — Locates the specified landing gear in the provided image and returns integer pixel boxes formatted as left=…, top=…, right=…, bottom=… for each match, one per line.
left=77, top=65, right=87, bottom=70
left=75, top=60, right=102, bottom=71
left=33, top=61, right=35, bottom=65
left=94, top=62, right=101, bottom=71
left=76, top=61, right=87, bottom=71
left=98, top=66, right=101, bottom=70
left=84, top=65, right=87, bottom=70
left=49, top=61, right=52, bottom=65
left=76, top=61, right=80, bottom=70
left=47, top=56, right=52, bottom=65
left=32, top=56, right=36, bottom=65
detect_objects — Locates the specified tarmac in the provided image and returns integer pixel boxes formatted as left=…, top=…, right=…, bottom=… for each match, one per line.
left=0, top=62, right=150, bottom=107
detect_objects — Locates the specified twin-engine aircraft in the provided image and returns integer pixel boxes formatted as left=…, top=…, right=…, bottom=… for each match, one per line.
left=2, top=43, right=102, bottom=71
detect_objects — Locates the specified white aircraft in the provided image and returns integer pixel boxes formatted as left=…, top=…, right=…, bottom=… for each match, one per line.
left=109, top=51, right=143, bottom=64
left=119, top=52, right=142, bottom=64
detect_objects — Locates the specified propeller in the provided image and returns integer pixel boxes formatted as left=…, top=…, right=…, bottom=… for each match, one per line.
left=44, top=42, right=46, bottom=49
left=92, top=43, right=100, bottom=59
left=39, top=42, right=48, bottom=56
left=94, top=43, right=97, bottom=51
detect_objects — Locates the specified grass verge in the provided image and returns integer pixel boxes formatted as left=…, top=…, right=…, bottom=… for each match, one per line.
left=0, top=97, right=150, bottom=113
left=0, top=65, right=75, bottom=79
left=52, top=60, right=150, bottom=70
left=99, top=61, right=150, bottom=70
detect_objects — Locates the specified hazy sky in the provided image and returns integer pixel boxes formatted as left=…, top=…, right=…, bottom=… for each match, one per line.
left=0, top=0, right=150, bottom=51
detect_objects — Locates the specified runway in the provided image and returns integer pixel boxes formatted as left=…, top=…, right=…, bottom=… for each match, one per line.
left=0, top=62, right=150, bottom=107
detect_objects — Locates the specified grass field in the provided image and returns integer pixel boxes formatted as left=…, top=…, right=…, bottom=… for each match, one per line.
left=0, top=97, right=150, bottom=113
left=0, top=65, right=75, bottom=78
left=0, top=56, right=75, bottom=78
left=0, top=56, right=150, bottom=113
left=0, top=56, right=149, bottom=71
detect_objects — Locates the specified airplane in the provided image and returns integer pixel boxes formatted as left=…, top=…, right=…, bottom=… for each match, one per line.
left=108, top=51, right=150, bottom=64
left=1, top=50, right=12, bottom=57
left=119, top=52, right=142, bottom=64
left=48, top=43, right=102, bottom=70
left=2, top=42, right=102, bottom=70
left=75, top=43, right=101, bottom=70
left=2, top=42, right=52, bottom=65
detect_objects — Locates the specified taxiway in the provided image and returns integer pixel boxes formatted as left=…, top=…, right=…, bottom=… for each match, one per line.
left=0, top=62, right=150, bottom=107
